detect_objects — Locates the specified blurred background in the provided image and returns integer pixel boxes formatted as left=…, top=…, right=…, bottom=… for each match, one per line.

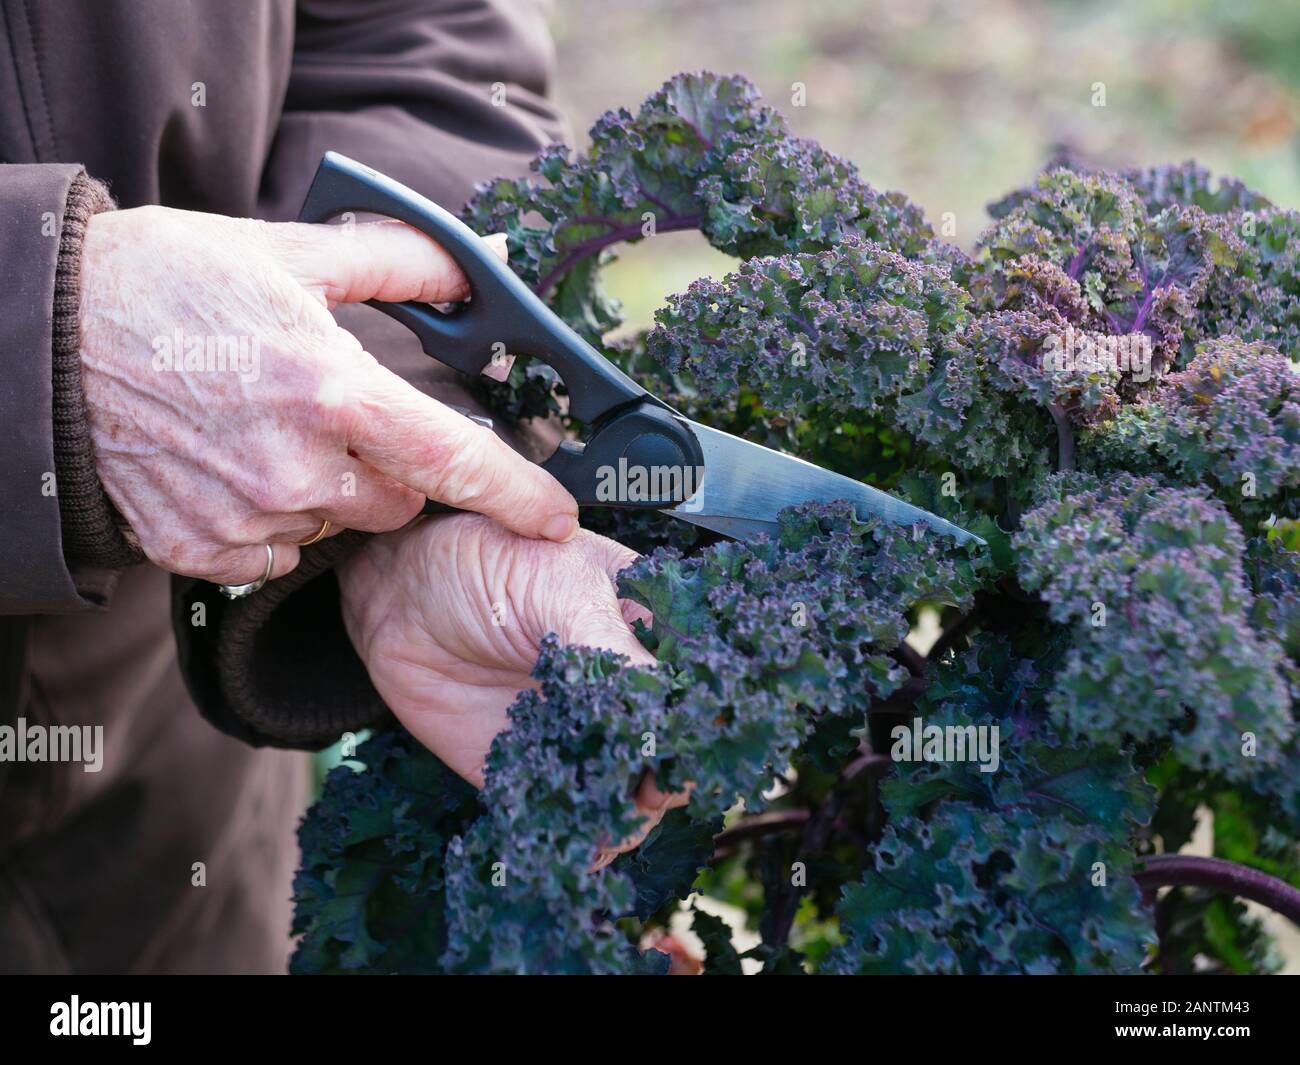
left=543, top=0, right=1300, bottom=972
left=545, top=0, right=1300, bottom=334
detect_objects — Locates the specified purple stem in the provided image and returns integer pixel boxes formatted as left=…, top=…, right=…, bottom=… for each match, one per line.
left=1130, top=294, right=1154, bottom=335
left=1066, top=241, right=1089, bottom=281
left=712, top=810, right=810, bottom=855
left=639, top=186, right=676, bottom=215
left=1047, top=402, right=1075, bottom=472
left=1129, top=259, right=1153, bottom=334
left=787, top=311, right=821, bottom=344
left=1135, top=855, right=1300, bottom=926
left=535, top=212, right=703, bottom=296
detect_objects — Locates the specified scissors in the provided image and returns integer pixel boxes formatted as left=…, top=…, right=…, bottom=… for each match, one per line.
left=298, top=153, right=983, bottom=547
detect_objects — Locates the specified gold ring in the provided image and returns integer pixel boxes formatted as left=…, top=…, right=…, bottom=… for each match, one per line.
left=294, top=519, right=332, bottom=546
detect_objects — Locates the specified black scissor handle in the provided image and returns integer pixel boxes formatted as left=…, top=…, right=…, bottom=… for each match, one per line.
left=297, top=152, right=647, bottom=425
left=298, top=152, right=705, bottom=510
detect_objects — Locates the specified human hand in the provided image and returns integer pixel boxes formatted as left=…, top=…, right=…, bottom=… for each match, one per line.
left=78, top=206, right=575, bottom=585
left=337, top=513, right=689, bottom=864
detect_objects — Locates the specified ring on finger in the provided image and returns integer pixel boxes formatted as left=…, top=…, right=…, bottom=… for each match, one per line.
left=218, top=544, right=275, bottom=600
left=294, top=519, right=332, bottom=546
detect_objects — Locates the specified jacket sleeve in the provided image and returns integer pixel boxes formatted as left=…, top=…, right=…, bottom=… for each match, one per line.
left=172, top=0, right=568, bottom=749
left=0, top=164, right=139, bottom=616
left=256, top=0, right=567, bottom=221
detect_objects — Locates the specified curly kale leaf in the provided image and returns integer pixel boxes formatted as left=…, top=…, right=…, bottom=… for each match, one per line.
left=433, top=506, right=985, bottom=973
left=691, top=907, right=747, bottom=975
left=824, top=805, right=1153, bottom=975
left=974, top=168, right=1245, bottom=376
left=463, top=72, right=933, bottom=355
left=295, top=71, right=1300, bottom=976
left=845, top=634, right=1156, bottom=975
left=647, top=236, right=970, bottom=417
left=615, top=809, right=721, bottom=922
left=881, top=637, right=1155, bottom=835
left=1121, top=161, right=1276, bottom=217
left=620, top=503, right=987, bottom=810
left=985, top=162, right=1300, bottom=364
left=1081, top=337, right=1300, bottom=525
left=290, top=731, right=481, bottom=975
left=1015, top=473, right=1293, bottom=778
left=647, top=239, right=1078, bottom=486
left=295, top=506, right=985, bottom=974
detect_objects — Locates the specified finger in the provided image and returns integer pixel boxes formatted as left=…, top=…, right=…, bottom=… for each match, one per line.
left=593, top=532, right=642, bottom=581
left=591, top=533, right=654, bottom=629
left=204, top=542, right=301, bottom=586
left=239, top=462, right=422, bottom=545
left=273, top=220, right=510, bottom=308
left=556, top=590, right=654, bottom=666
left=593, top=774, right=693, bottom=869
left=345, top=365, right=578, bottom=541
left=307, top=459, right=425, bottom=534
left=591, top=849, right=620, bottom=872
left=550, top=533, right=653, bottom=661
left=636, top=774, right=692, bottom=815
left=269, top=512, right=347, bottom=546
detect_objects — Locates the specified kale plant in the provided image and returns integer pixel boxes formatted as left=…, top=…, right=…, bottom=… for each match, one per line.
left=293, top=73, right=1300, bottom=975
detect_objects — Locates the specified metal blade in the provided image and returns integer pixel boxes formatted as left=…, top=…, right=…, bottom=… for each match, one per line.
left=447, top=404, right=493, bottom=430
left=667, top=421, right=986, bottom=546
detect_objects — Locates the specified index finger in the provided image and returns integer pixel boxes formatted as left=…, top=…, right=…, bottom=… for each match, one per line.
left=343, top=364, right=578, bottom=542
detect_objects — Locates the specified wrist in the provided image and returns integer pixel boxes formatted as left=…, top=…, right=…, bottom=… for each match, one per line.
left=52, top=175, right=143, bottom=570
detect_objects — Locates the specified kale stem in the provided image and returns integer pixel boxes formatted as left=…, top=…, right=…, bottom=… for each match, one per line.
left=711, top=809, right=810, bottom=856
left=1048, top=402, right=1075, bottom=472
left=535, top=213, right=703, bottom=295
left=891, top=641, right=927, bottom=677
left=756, top=749, right=895, bottom=945
left=927, top=605, right=983, bottom=663
left=1135, top=855, right=1300, bottom=926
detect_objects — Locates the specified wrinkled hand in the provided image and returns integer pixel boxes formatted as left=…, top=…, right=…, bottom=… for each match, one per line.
left=338, top=513, right=689, bottom=865
left=79, top=206, right=576, bottom=585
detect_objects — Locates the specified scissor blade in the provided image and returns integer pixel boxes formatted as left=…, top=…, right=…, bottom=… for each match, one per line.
left=667, top=421, right=985, bottom=546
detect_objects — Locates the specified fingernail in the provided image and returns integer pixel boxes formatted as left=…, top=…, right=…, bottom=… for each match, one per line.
left=484, top=232, right=509, bottom=257
left=543, top=513, right=578, bottom=542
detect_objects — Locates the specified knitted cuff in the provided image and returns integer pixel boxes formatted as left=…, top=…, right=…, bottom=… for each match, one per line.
left=205, top=530, right=392, bottom=748
left=51, top=173, right=145, bottom=570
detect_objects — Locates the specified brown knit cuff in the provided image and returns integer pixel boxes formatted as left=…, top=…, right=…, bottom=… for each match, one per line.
left=52, top=173, right=144, bottom=570
left=209, top=530, right=391, bottom=747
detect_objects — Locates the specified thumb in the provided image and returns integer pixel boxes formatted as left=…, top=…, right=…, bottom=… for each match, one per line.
left=554, top=543, right=655, bottom=666
left=559, top=601, right=655, bottom=666
left=270, top=219, right=509, bottom=308
left=593, top=533, right=654, bottom=631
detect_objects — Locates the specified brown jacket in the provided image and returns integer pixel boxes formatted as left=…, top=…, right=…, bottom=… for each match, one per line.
left=0, top=0, right=565, bottom=973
